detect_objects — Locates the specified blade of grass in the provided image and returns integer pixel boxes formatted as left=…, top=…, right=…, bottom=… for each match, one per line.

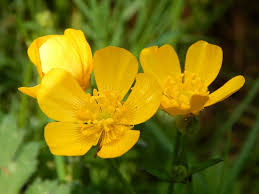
left=18, top=62, right=33, bottom=128
left=74, top=0, right=106, bottom=49
left=183, top=0, right=234, bottom=33
left=110, top=0, right=141, bottom=46
left=151, top=0, right=185, bottom=46
left=154, top=0, right=185, bottom=39
left=108, top=159, right=136, bottom=194
left=220, top=113, right=259, bottom=194
left=143, top=119, right=173, bottom=153
left=211, top=78, right=259, bottom=147
left=88, top=0, right=106, bottom=48
left=170, top=0, right=185, bottom=28
left=216, top=79, right=259, bottom=194
left=109, top=1, right=125, bottom=46
left=192, top=173, right=210, bottom=194
left=73, top=0, right=92, bottom=19
left=133, top=0, right=169, bottom=53
left=17, top=14, right=33, bottom=128
left=129, top=0, right=148, bottom=53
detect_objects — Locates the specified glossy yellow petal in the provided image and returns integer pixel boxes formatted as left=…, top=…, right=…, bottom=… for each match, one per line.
left=27, top=35, right=54, bottom=77
left=97, top=129, right=140, bottom=158
left=161, top=105, right=190, bottom=116
left=205, top=75, right=245, bottom=107
left=64, top=29, right=93, bottom=89
left=190, top=94, right=209, bottom=113
left=140, top=44, right=181, bottom=87
left=120, top=73, right=162, bottom=125
left=93, top=46, right=138, bottom=99
left=185, top=40, right=223, bottom=86
left=161, top=94, right=209, bottom=116
left=27, top=29, right=92, bottom=89
left=18, top=84, right=41, bottom=98
left=39, top=35, right=83, bottom=82
left=45, top=122, right=98, bottom=156
left=37, top=68, right=89, bottom=122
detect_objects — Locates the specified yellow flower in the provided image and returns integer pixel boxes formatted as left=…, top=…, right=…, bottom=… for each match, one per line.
left=140, top=40, right=245, bottom=116
left=18, top=28, right=92, bottom=98
left=37, top=46, right=162, bottom=158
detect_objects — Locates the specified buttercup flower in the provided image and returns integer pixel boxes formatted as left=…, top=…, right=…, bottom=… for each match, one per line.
left=140, top=40, right=245, bottom=116
left=19, top=28, right=92, bottom=98
left=37, top=46, right=162, bottom=158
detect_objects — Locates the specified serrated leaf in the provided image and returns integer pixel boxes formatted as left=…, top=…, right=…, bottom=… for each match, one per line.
left=189, top=158, right=223, bottom=175
left=0, top=142, right=40, bottom=194
left=144, top=169, right=171, bottom=182
left=25, top=179, right=71, bottom=194
left=0, top=115, right=40, bottom=194
left=0, top=115, right=25, bottom=167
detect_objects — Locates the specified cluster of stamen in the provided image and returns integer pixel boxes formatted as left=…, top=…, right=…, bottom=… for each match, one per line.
left=77, top=89, right=130, bottom=145
left=162, top=71, right=209, bottom=110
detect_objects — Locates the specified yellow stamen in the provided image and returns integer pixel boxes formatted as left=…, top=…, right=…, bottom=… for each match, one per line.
left=78, top=89, right=131, bottom=146
left=162, top=71, right=209, bottom=109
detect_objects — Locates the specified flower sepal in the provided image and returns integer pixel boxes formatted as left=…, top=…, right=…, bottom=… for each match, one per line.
left=175, top=114, right=200, bottom=136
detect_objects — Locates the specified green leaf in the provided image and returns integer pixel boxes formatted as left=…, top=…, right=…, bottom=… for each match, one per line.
left=144, top=169, right=171, bottom=182
left=0, top=115, right=40, bottom=194
left=189, top=158, right=223, bottom=175
left=0, top=115, right=25, bottom=167
left=25, top=179, right=71, bottom=194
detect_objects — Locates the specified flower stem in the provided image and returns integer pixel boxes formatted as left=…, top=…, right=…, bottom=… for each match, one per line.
left=168, top=130, right=183, bottom=194
left=54, top=156, right=66, bottom=182
left=18, top=62, right=33, bottom=128
left=172, top=130, right=182, bottom=165
left=168, top=182, right=175, bottom=194
left=108, top=159, right=136, bottom=194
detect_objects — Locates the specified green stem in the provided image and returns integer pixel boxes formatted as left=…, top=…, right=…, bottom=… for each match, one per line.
left=168, top=130, right=182, bottom=194
left=109, top=159, right=135, bottom=194
left=173, top=131, right=182, bottom=165
left=18, top=62, right=33, bottom=128
left=168, top=183, right=175, bottom=194
left=54, top=156, right=66, bottom=182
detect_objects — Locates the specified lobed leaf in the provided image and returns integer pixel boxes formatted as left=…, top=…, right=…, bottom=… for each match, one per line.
left=25, top=179, right=71, bottom=194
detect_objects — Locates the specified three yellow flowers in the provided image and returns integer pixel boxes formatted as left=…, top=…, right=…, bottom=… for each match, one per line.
left=19, top=29, right=245, bottom=158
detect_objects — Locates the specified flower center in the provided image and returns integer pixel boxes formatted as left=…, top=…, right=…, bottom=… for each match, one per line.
left=162, top=71, right=209, bottom=109
left=78, top=89, right=129, bottom=144
left=77, top=89, right=123, bottom=122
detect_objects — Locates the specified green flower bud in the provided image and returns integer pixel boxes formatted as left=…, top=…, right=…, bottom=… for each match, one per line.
left=172, top=165, right=188, bottom=183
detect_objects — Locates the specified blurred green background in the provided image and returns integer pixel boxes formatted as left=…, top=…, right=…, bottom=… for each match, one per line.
left=0, top=0, right=258, bottom=194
